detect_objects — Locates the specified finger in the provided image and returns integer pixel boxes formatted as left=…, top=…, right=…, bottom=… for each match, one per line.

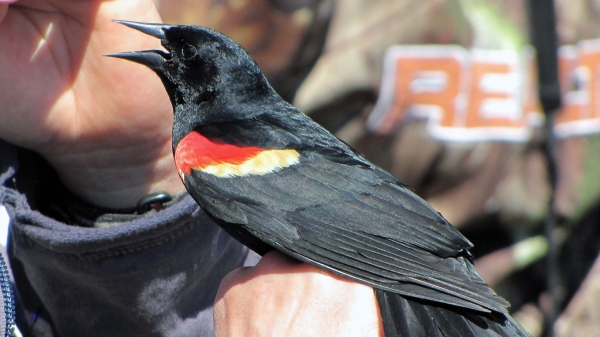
left=255, top=250, right=302, bottom=270
left=214, top=266, right=255, bottom=303
left=220, top=251, right=302, bottom=286
left=0, top=1, right=17, bottom=24
left=214, top=253, right=304, bottom=305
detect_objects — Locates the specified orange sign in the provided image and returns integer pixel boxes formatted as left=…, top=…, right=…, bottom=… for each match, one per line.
left=369, top=40, right=600, bottom=141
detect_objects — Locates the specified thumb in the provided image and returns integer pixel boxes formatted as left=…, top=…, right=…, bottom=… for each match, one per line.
left=0, top=1, right=17, bottom=24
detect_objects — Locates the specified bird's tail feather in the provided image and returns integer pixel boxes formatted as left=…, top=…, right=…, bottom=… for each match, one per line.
left=375, top=289, right=530, bottom=337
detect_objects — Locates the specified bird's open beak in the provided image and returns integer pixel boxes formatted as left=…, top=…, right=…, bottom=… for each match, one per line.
left=105, top=20, right=172, bottom=69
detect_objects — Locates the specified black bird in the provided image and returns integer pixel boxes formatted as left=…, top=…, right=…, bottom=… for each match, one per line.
left=109, top=21, right=530, bottom=337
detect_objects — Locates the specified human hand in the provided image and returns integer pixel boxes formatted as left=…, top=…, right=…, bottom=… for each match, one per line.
left=0, top=0, right=184, bottom=209
left=214, top=251, right=383, bottom=337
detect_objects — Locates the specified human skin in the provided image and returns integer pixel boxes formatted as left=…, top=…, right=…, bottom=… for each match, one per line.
left=215, top=251, right=382, bottom=337
left=0, top=1, right=381, bottom=335
left=0, top=0, right=183, bottom=209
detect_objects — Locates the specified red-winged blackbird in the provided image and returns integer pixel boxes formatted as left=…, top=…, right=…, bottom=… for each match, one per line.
left=109, top=21, right=530, bottom=337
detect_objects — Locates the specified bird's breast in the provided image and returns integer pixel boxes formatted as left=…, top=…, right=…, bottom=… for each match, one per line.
left=174, top=131, right=300, bottom=179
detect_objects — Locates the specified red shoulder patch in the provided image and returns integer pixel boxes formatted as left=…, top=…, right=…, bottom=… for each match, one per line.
left=175, top=131, right=301, bottom=179
left=175, top=131, right=264, bottom=175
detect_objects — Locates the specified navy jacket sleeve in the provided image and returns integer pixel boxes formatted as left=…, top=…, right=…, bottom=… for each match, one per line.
left=0, top=140, right=257, bottom=337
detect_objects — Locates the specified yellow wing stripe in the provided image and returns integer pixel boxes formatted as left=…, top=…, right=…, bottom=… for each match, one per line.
left=199, top=149, right=300, bottom=178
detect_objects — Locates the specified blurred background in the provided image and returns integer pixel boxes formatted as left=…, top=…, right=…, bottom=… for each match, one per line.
left=151, top=0, right=600, bottom=336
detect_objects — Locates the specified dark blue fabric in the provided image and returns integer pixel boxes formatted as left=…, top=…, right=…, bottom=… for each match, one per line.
left=0, top=140, right=256, bottom=337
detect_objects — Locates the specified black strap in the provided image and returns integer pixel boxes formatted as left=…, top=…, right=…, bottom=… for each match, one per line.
left=528, top=0, right=562, bottom=113
left=527, top=1, right=562, bottom=334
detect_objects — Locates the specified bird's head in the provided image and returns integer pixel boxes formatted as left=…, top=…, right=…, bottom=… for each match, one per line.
left=108, top=21, right=275, bottom=122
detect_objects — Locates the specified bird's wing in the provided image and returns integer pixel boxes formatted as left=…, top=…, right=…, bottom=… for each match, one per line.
left=184, top=116, right=509, bottom=314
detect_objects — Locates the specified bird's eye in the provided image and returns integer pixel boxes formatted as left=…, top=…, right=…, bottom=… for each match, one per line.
left=181, top=44, right=197, bottom=59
